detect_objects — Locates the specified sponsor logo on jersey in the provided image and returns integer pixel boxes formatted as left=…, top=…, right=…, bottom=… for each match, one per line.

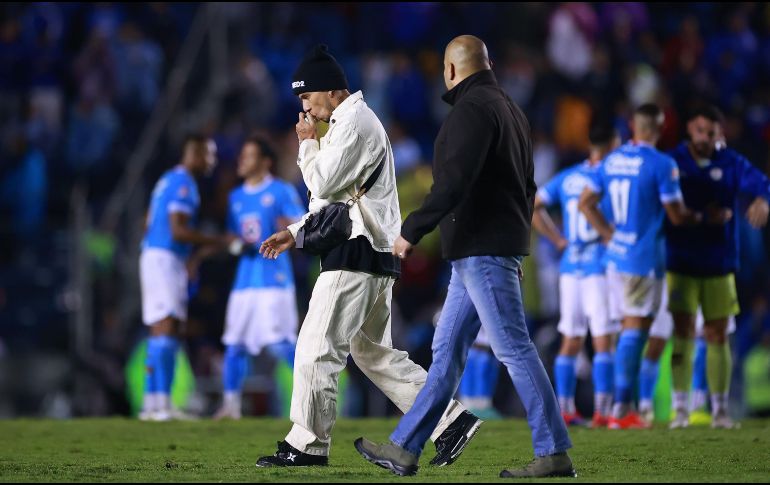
left=563, top=173, right=593, bottom=197
left=240, top=215, right=262, bottom=243
left=606, top=154, right=644, bottom=176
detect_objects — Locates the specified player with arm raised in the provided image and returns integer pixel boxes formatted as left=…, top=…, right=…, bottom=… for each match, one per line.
left=579, top=104, right=702, bottom=429
left=666, top=105, right=769, bottom=429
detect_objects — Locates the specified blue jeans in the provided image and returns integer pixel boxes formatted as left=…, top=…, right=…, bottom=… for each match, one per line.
left=390, top=256, right=572, bottom=457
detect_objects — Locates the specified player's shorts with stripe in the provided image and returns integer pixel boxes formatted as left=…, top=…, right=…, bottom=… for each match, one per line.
left=607, top=266, right=663, bottom=320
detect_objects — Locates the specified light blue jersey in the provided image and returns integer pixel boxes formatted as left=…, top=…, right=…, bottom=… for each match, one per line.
left=588, top=142, right=682, bottom=277
left=229, top=176, right=305, bottom=290
left=538, top=161, right=606, bottom=276
left=142, top=166, right=200, bottom=259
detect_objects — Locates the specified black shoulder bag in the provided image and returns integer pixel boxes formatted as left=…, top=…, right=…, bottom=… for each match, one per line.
left=295, top=160, right=385, bottom=255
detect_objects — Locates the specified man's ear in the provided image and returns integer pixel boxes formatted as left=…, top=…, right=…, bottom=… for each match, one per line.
left=450, top=63, right=456, bottom=82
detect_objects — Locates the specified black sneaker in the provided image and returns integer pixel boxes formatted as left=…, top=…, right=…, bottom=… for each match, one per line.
left=255, top=441, right=329, bottom=467
left=429, top=410, right=483, bottom=466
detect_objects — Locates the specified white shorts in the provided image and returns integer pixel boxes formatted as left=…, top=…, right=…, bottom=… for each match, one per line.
left=607, top=267, right=663, bottom=320
left=222, top=287, right=299, bottom=355
left=695, top=310, right=736, bottom=337
left=140, top=248, right=188, bottom=325
left=474, top=326, right=489, bottom=347
left=557, top=273, right=616, bottom=338
left=650, top=279, right=673, bottom=339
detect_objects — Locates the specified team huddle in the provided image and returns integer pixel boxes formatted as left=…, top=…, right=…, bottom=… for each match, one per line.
left=535, top=103, right=768, bottom=429
left=135, top=37, right=769, bottom=479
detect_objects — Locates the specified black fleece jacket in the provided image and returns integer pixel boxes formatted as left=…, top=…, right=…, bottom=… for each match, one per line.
left=401, top=69, right=537, bottom=260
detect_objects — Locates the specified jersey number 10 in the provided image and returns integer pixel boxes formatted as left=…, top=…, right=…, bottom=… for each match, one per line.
left=566, top=199, right=598, bottom=243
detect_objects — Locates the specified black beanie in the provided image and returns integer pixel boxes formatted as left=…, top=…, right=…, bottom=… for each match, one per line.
left=291, top=44, right=349, bottom=95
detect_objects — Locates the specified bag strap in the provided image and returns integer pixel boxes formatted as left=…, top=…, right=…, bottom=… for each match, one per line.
left=347, top=159, right=385, bottom=206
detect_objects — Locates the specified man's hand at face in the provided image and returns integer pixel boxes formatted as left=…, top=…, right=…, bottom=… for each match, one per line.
left=296, top=112, right=318, bottom=143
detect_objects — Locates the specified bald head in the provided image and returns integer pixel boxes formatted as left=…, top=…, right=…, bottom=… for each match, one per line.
left=443, top=35, right=491, bottom=90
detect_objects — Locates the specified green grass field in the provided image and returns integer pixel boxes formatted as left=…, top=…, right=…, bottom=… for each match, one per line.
left=1, top=418, right=769, bottom=482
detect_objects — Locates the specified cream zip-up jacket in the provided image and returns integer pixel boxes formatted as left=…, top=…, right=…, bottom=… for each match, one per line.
left=287, top=91, right=401, bottom=252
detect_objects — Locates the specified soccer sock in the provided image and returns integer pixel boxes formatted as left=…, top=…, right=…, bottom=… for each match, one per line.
left=460, top=347, right=482, bottom=403
left=223, top=344, right=248, bottom=405
left=153, top=335, right=179, bottom=409
left=639, top=357, right=659, bottom=413
left=267, top=340, right=296, bottom=417
left=474, top=349, right=499, bottom=409
left=710, top=393, right=729, bottom=416
left=671, top=336, right=694, bottom=394
left=143, top=338, right=161, bottom=412
left=266, top=340, right=296, bottom=370
left=555, top=355, right=577, bottom=414
left=613, top=329, right=648, bottom=416
left=690, top=337, right=709, bottom=412
left=706, top=342, right=732, bottom=414
left=458, top=352, right=475, bottom=403
left=673, top=391, right=689, bottom=414
left=593, top=352, right=614, bottom=417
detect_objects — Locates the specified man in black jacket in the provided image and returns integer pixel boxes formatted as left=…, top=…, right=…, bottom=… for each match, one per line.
left=355, top=35, right=575, bottom=479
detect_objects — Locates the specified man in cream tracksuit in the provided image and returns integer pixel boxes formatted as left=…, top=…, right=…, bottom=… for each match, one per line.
left=256, top=45, right=481, bottom=468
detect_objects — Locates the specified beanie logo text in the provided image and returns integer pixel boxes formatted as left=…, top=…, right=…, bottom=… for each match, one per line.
left=292, top=81, right=305, bottom=89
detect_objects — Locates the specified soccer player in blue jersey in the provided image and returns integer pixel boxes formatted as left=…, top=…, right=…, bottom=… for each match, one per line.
left=579, top=104, right=702, bottom=429
left=666, top=105, right=770, bottom=429
left=213, top=137, right=306, bottom=420
left=140, top=134, right=235, bottom=421
left=532, top=120, right=620, bottom=428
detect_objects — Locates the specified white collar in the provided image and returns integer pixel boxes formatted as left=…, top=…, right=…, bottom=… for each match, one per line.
left=330, top=91, right=363, bottom=122
left=243, top=175, right=274, bottom=194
